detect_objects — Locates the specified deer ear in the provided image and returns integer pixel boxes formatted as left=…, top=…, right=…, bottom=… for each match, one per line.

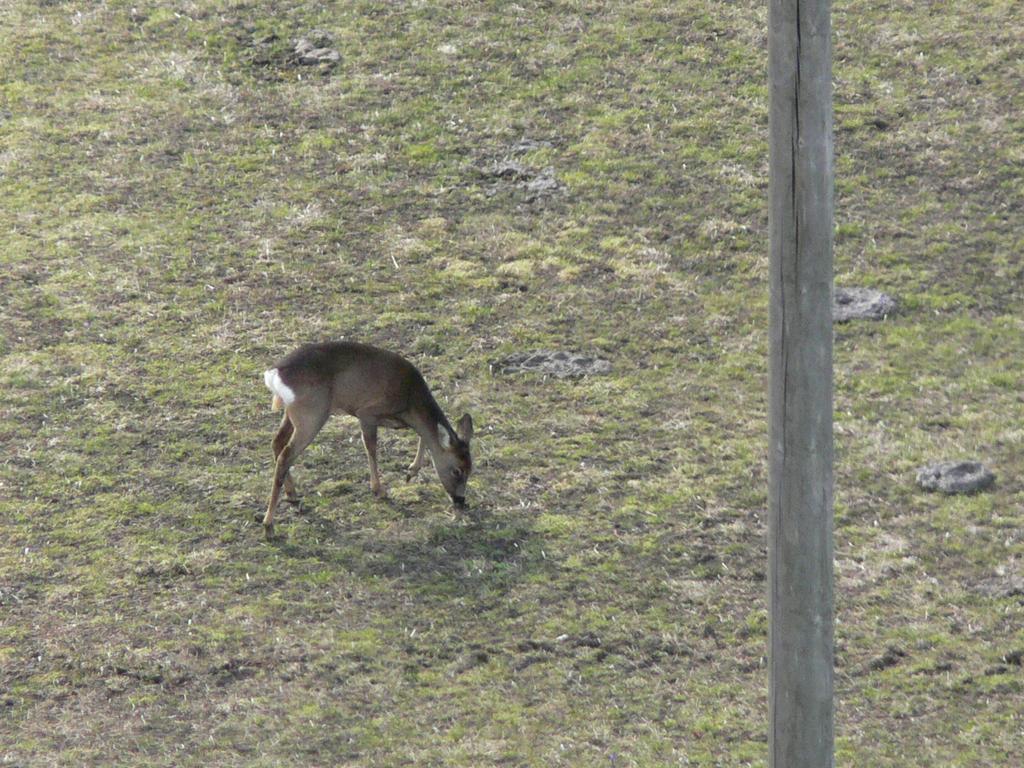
left=457, top=413, right=474, bottom=442
left=437, top=424, right=452, bottom=449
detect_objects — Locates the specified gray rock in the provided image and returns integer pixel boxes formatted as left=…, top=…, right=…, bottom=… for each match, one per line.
left=916, top=460, right=995, bottom=494
left=477, top=161, right=561, bottom=200
left=299, top=29, right=335, bottom=48
left=976, top=575, right=1024, bottom=599
left=833, top=286, right=897, bottom=322
left=523, top=168, right=560, bottom=199
left=298, top=47, right=341, bottom=65
left=479, top=160, right=532, bottom=181
left=491, top=350, right=612, bottom=378
left=510, top=138, right=554, bottom=155
left=294, top=31, right=340, bottom=66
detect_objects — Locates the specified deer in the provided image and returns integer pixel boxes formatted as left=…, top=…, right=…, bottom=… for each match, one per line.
left=260, top=341, right=474, bottom=539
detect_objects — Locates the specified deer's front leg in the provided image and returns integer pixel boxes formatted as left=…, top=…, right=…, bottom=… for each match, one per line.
left=406, top=436, right=428, bottom=482
left=359, top=420, right=386, bottom=498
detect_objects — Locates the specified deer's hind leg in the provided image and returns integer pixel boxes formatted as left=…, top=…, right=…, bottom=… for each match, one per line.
left=263, top=392, right=330, bottom=539
left=270, top=417, right=299, bottom=501
left=272, top=413, right=300, bottom=502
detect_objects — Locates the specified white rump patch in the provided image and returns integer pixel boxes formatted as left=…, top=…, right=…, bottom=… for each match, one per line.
left=263, top=368, right=296, bottom=405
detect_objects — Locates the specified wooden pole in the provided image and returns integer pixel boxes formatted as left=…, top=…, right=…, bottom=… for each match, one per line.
left=768, top=0, right=834, bottom=766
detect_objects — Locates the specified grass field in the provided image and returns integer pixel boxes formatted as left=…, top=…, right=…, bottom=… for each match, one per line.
left=2, top=1, right=1022, bottom=765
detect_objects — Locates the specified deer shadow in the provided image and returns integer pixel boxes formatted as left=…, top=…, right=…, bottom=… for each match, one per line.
left=267, top=494, right=550, bottom=599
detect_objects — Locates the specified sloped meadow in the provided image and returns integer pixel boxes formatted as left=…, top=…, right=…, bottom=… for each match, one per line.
left=2, top=1, right=1022, bottom=765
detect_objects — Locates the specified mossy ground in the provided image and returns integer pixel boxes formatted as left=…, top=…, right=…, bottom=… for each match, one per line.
left=2, top=1, right=1022, bottom=765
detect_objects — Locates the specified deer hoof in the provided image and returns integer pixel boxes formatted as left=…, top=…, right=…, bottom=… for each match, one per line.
left=263, top=522, right=275, bottom=540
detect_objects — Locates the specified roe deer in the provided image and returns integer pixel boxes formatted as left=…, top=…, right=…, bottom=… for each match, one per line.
left=260, top=341, right=474, bottom=539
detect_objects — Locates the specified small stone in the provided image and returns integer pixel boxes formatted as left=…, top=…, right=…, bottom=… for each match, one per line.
left=833, top=286, right=897, bottom=322
left=916, top=460, right=995, bottom=495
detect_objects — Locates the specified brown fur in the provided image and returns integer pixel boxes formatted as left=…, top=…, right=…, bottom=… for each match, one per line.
left=261, top=342, right=474, bottom=538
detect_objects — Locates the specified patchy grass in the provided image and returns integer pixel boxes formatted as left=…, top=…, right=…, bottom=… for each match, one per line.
left=2, top=0, right=1022, bottom=765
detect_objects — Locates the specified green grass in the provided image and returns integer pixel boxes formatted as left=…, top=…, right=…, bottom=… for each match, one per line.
left=2, top=0, right=1023, bottom=765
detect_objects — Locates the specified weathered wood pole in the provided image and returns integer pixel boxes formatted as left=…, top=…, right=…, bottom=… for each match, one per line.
left=768, top=0, right=834, bottom=766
